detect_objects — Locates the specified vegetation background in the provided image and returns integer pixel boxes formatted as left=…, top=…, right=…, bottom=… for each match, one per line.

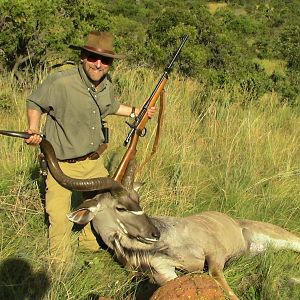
left=0, top=0, right=300, bottom=299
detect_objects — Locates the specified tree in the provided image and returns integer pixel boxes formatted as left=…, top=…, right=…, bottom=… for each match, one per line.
left=0, top=0, right=111, bottom=78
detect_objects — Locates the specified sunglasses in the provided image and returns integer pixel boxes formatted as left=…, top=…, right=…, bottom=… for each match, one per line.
left=86, top=53, right=113, bottom=65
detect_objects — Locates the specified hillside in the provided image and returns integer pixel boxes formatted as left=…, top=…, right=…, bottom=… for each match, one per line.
left=0, top=0, right=299, bottom=103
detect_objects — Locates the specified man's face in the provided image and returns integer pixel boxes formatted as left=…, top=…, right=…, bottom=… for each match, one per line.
left=82, top=52, right=113, bottom=86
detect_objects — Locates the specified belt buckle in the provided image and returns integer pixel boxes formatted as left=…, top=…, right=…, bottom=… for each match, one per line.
left=89, top=152, right=100, bottom=160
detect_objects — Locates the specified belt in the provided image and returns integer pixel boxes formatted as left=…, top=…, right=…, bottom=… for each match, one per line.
left=59, top=151, right=100, bottom=163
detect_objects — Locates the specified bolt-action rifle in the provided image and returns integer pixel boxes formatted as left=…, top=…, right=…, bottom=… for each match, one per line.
left=113, top=35, right=188, bottom=182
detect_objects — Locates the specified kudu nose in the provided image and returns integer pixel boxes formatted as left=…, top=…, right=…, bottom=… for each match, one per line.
left=152, top=228, right=160, bottom=240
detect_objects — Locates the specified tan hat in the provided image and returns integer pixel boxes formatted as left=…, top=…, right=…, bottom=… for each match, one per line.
left=70, top=31, right=124, bottom=59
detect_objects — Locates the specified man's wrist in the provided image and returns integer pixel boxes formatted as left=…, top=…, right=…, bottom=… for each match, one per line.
left=27, top=128, right=40, bottom=133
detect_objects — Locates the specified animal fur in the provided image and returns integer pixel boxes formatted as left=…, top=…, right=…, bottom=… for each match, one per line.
left=69, top=195, right=300, bottom=300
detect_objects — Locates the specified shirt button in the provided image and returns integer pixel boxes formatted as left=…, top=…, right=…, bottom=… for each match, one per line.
left=92, top=110, right=96, bottom=114
left=90, top=142, right=94, bottom=145
left=91, top=127, right=95, bottom=130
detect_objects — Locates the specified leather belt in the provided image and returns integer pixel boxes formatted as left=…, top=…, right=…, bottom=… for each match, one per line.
left=59, top=151, right=100, bottom=163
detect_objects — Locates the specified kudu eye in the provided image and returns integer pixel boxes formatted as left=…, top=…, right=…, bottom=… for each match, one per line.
left=116, top=206, right=127, bottom=212
left=152, top=230, right=160, bottom=239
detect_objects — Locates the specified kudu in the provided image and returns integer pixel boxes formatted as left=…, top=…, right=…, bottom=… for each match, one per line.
left=68, top=159, right=300, bottom=300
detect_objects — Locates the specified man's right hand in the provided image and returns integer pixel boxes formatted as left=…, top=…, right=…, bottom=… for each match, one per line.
left=25, top=129, right=43, bottom=145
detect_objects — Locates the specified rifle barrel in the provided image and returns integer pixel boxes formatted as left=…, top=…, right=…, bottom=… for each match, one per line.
left=123, top=34, right=188, bottom=146
left=165, top=34, right=188, bottom=73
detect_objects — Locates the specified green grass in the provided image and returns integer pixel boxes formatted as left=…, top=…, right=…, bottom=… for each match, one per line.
left=1, top=66, right=300, bottom=299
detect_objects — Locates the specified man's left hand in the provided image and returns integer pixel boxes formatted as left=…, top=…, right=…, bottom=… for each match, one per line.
left=147, top=106, right=157, bottom=119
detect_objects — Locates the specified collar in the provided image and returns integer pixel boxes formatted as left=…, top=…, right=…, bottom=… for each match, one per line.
left=78, top=64, right=107, bottom=93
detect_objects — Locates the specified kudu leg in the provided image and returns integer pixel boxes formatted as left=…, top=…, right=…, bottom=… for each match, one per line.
left=207, top=258, right=239, bottom=300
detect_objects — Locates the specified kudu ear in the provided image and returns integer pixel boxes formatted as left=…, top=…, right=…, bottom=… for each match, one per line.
left=67, top=208, right=95, bottom=225
left=133, top=182, right=145, bottom=192
left=67, top=197, right=101, bottom=225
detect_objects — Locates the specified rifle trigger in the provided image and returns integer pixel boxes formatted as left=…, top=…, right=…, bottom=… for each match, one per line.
left=139, top=128, right=147, bottom=137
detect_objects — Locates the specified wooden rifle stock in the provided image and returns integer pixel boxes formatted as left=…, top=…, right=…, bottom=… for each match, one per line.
left=113, top=35, right=188, bottom=183
left=113, top=132, right=139, bottom=182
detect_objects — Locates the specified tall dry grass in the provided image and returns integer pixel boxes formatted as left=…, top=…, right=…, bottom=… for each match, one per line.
left=1, top=64, right=300, bottom=299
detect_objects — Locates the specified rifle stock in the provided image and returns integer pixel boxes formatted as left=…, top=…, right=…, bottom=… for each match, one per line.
left=136, top=77, right=168, bottom=132
left=113, top=134, right=139, bottom=182
left=113, top=35, right=188, bottom=183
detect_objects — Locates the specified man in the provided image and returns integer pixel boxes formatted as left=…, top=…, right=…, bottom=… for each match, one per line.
left=25, top=31, right=156, bottom=264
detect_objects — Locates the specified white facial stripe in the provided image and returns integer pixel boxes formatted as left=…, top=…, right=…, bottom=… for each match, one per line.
left=117, top=218, right=128, bottom=234
left=130, top=210, right=144, bottom=215
left=145, top=237, right=159, bottom=242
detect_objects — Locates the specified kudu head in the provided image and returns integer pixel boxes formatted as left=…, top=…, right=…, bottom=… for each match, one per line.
left=68, top=188, right=160, bottom=247
left=68, top=158, right=160, bottom=247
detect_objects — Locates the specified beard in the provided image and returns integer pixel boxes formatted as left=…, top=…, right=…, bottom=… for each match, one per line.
left=82, top=61, right=110, bottom=86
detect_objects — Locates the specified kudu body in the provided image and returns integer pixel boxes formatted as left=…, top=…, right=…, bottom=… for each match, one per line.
left=69, top=198, right=300, bottom=300
left=68, top=160, right=300, bottom=300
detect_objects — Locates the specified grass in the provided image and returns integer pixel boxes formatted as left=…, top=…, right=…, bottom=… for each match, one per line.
left=1, top=65, right=300, bottom=299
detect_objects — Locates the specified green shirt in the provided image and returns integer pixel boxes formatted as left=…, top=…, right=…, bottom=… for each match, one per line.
left=27, top=65, right=120, bottom=160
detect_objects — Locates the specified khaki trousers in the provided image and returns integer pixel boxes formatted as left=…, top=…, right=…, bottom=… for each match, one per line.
left=45, top=157, right=109, bottom=262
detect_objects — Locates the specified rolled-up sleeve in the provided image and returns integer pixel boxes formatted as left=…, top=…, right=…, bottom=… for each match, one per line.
left=26, top=74, right=58, bottom=113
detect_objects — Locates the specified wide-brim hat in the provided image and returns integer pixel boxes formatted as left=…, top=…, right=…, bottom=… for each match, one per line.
left=70, top=31, right=124, bottom=59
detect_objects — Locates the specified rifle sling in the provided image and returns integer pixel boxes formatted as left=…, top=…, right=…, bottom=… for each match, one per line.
left=136, top=89, right=165, bottom=175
